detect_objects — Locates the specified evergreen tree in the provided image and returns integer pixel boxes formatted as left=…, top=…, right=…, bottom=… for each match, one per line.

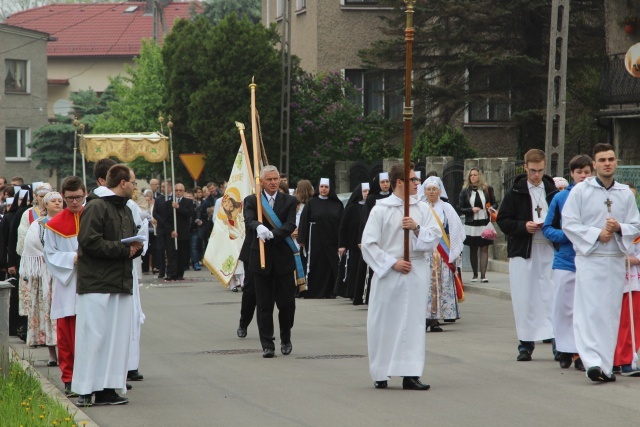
left=360, top=0, right=605, bottom=157
left=162, top=14, right=282, bottom=182
left=202, top=0, right=261, bottom=25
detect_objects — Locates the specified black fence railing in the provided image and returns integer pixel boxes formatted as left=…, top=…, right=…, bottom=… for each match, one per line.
left=597, top=53, right=640, bottom=105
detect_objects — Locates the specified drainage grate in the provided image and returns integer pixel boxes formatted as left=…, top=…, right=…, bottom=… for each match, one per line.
left=295, top=355, right=366, bottom=360
left=204, top=302, right=241, bottom=305
left=193, top=349, right=263, bottom=355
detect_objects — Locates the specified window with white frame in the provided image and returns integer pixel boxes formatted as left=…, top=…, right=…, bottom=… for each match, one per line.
left=277, top=0, right=284, bottom=17
left=5, top=59, right=28, bottom=93
left=344, top=69, right=403, bottom=120
left=467, top=68, right=511, bottom=122
left=5, top=128, right=30, bottom=160
left=296, top=0, right=306, bottom=10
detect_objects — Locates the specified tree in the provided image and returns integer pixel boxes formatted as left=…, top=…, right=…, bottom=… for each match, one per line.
left=289, top=71, right=399, bottom=182
left=29, top=89, right=107, bottom=178
left=93, top=39, right=166, bottom=180
left=360, top=0, right=606, bottom=158
left=202, top=0, right=261, bottom=25
left=162, top=14, right=282, bottom=183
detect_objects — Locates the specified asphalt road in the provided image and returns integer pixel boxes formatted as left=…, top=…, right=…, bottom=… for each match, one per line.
left=15, top=269, right=640, bottom=427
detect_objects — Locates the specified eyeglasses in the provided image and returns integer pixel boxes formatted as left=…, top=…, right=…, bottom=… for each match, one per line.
left=64, top=196, right=84, bottom=202
left=409, top=178, right=421, bottom=183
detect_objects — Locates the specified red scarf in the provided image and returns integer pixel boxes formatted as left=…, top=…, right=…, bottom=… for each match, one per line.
left=45, top=207, right=82, bottom=237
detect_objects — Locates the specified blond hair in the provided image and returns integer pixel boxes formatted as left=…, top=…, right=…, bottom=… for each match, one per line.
left=462, top=168, right=487, bottom=190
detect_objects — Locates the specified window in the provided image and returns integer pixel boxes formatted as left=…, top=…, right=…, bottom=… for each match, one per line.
left=5, top=128, right=30, bottom=160
left=344, top=69, right=404, bottom=120
left=467, top=68, right=511, bottom=122
left=5, top=59, right=28, bottom=93
left=296, top=0, right=306, bottom=10
left=277, top=0, right=284, bottom=17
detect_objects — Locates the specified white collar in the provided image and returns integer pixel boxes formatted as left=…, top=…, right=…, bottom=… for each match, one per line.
left=93, top=186, right=115, bottom=198
left=527, top=181, right=544, bottom=190
left=377, top=193, right=420, bottom=207
left=319, top=195, right=328, bottom=200
left=264, top=190, right=277, bottom=200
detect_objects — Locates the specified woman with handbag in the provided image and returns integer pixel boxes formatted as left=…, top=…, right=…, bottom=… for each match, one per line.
left=458, top=168, right=498, bottom=283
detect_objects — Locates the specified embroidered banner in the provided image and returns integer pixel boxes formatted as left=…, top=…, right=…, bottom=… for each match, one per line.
left=82, top=132, right=168, bottom=163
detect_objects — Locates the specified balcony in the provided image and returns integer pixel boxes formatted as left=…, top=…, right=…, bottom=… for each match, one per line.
left=597, top=53, right=640, bottom=106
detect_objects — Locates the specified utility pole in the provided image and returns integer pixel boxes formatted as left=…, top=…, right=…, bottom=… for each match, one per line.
left=544, top=0, right=570, bottom=176
left=279, top=0, right=292, bottom=178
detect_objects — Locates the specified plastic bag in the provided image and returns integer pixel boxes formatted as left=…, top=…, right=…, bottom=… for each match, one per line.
left=480, top=222, right=497, bottom=240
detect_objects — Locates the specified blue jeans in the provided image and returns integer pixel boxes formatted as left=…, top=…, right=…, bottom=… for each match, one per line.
left=190, top=231, right=202, bottom=265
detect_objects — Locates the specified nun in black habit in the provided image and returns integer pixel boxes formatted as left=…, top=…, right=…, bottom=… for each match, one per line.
left=297, top=178, right=344, bottom=299
left=353, top=172, right=392, bottom=305
left=334, top=183, right=369, bottom=299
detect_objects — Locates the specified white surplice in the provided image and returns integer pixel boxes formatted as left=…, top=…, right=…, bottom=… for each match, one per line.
left=43, top=228, right=78, bottom=320
left=361, top=194, right=442, bottom=381
left=562, top=177, right=640, bottom=375
left=551, top=269, right=577, bottom=353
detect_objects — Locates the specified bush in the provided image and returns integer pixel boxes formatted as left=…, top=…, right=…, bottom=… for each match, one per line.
left=411, top=125, right=477, bottom=161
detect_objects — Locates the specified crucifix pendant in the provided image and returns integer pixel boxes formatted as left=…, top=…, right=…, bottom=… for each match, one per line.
left=535, top=205, right=542, bottom=218
left=604, top=198, right=613, bottom=213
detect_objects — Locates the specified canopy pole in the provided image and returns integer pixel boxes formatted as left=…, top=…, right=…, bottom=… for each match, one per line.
left=73, top=117, right=79, bottom=177
left=168, top=117, right=178, bottom=250
left=79, top=123, right=86, bottom=185
left=159, top=113, right=169, bottom=201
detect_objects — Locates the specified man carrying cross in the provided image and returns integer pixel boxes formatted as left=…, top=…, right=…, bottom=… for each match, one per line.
left=497, top=149, right=559, bottom=362
left=562, top=143, right=640, bottom=383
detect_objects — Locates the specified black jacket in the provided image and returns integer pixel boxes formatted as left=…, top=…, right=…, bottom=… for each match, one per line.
left=459, top=186, right=498, bottom=225
left=496, top=174, right=558, bottom=259
left=163, top=197, right=194, bottom=241
left=244, top=191, right=297, bottom=275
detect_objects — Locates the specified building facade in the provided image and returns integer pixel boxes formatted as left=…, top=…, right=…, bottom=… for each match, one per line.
left=0, top=24, right=52, bottom=183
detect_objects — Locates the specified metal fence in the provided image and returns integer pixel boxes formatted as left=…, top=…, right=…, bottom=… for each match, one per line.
left=502, top=161, right=525, bottom=193
left=597, top=53, right=640, bottom=105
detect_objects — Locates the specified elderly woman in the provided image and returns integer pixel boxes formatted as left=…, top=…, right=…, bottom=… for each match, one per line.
left=458, top=168, right=497, bottom=283
left=20, top=191, right=64, bottom=364
left=423, top=177, right=466, bottom=332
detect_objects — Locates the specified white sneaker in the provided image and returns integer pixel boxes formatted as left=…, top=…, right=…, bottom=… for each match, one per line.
left=471, top=278, right=478, bottom=282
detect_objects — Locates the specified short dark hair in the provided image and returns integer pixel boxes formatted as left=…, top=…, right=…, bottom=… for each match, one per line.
left=568, top=154, right=593, bottom=173
left=94, top=158, right=117, bottom=181
left=106, top=164, right=131, bottom=188
left=11, top=176, right=24, bottom=184
left=426, top=171, right=438, bottom=178
left=389, top=162, right=415, bottom=189
left=61, top=176, right=86, bottom=194
left=592, top=143, right=615, bottom=159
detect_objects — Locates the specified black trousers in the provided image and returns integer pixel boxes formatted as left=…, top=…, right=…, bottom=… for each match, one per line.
left=254, top=271, right=296, bottom=351
left=239, top=270, right=256, bottom=329
left=166, top=237, right=189, bottom=279
left=156, top=232, right=167, bottom=276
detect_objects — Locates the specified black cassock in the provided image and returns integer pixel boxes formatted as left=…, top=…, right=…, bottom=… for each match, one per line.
left=334, top=201, right=363, bottom=299
left=298, top=197, right=343, bottom=299
left=353, top=191, right=391, bottom=305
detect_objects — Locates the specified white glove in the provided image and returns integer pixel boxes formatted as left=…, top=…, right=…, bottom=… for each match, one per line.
left=256, top=225, right=272, bottom=242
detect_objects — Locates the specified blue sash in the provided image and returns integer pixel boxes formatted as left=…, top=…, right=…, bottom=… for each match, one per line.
left=261, top=194, right=306, bottom=286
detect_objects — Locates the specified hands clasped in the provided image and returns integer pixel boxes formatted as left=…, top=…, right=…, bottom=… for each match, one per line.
left=599, top=218, right=621, bottom=243
left=256, top=224, right=274, bottom=242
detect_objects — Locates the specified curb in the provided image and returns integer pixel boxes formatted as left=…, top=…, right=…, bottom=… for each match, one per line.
left=9, top=345, right=100, bottom=427
left=465, top=283, right=511, bottom=301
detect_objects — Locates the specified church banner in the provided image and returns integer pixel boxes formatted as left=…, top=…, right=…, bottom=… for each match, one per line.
left=203, top=144, right=253, bottom=287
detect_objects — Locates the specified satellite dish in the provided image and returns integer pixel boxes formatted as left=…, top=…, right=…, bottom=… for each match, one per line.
left=53, top=99, right=72, bottom=116
left=625, top=43, right=640, bottom=78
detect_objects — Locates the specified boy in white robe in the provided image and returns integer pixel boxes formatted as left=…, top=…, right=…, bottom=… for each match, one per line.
left=43, top=177, right=86, bottom=397
left=361, top=163, right=441, bottom=390
left=562, top=143, right=640, bottom=382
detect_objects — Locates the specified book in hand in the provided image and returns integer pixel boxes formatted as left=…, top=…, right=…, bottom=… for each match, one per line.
left=121, top=235, right=146, bottom=245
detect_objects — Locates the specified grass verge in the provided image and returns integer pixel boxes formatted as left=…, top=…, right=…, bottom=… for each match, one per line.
left=0, top=361, right=78, bottom=426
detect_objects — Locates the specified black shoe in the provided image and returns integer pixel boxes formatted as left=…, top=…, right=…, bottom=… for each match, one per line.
left=127, top=370, right=143, bottom=381
left=374, top=380, right=388, bottom=389
left=126, top=383, right=132, bottom=390
left=64, top=382, right=79, bottom=398
left=402, top=377, right=430, bottom=390
left=176, top=277, right=185, bottom=281
left=231, top=287, right=239, bottom=292
left=281, top=342, right=292, bottom=355
left=558, top=352, right=573, bottom=369
left=542, top=338, right=553, bottom=343
left=517, top=351, right=532, bottom=361
left=587, top=366, right=616, bottom=383
left=263, top=348, right=275, bottom=358
left=613, top=365, right=622, bottom=374
left=574, top=357, right=585, bottom=372
left=443, top=319, right=456, bottom=323
left=157, top=274, right=165, bottom=279
left=77, top=394, right=92, bottom=407
left=429, top=324, right=443, bottom=332
left=237, top=325, right=247, bottom=338
left=94, top=389, right=129, bottom=405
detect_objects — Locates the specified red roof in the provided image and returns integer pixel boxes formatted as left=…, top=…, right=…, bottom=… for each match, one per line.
left=5, top=2, right=202, bottom=58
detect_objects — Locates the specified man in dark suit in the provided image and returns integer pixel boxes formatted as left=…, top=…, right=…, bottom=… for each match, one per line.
left=153, top=182, right=172, bottom=279
left=244, top=165, right=297, bottom=358
left=164, top=183, right=194, bottom=281
left=236, top=226, right=256, bottom=338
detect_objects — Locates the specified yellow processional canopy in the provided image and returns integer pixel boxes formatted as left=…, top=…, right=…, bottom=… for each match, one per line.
left=81, top=132, right=169, bottom=163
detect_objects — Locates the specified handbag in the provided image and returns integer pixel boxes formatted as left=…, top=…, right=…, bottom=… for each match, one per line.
left=484, top=189, right=497, bottom=222
left=480, top=222, right=498, bottom=240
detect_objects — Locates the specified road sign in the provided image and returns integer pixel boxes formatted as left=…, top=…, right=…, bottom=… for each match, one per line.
left=179, top=153, right=206, bottom=181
